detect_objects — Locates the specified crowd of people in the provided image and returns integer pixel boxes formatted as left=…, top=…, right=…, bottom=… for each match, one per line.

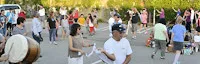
left=0, top=4, right=199, bottom=64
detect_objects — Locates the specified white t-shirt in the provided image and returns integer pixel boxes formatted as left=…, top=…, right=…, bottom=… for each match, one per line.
left=38, top=8, right=45, bottom=16
left=194, top=35, right=200, bottom=42
left=191, top=10, right=194, bottom=20
left=108, top=17, right=115, bottom=32
left=12, top=14, right=18, bottom=24
left=60, top=9, right=67, bottom=15
left=104, top=38, right=133, bottom=64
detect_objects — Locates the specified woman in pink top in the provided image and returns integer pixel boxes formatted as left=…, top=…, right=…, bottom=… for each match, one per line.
left=140, top=8, right=148, bottom=34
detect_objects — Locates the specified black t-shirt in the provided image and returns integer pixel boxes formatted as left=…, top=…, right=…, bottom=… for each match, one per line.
left=47, top=18, right=56, bottom=29
left=131, top=13, right=139, bottom=23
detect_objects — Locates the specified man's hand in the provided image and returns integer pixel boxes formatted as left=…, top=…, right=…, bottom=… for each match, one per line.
left=0, top=54, right=8, bottom=61
left=98, top=48, right=106, bottom=53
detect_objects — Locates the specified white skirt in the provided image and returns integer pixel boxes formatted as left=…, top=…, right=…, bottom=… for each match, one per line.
left=68, top=56, right=83, bottom=64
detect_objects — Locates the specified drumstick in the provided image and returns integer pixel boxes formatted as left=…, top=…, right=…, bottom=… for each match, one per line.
left=126, top=20, right=131, bottom=35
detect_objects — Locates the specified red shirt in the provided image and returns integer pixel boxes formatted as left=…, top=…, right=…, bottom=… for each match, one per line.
left=18, top=12, right=26, bottom=19
left=73, top=11, right=79, bottom=18
left=68, top=14, right=74, bottom=24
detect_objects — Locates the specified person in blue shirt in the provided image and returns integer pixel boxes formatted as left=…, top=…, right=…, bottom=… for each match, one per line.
left=172, top=7, right=181, bottom=19
left=171, top=16, right=186, bottom=64
left=5, top=8, right=14, bottom=36
left=0, top=10, right=7, bottom=36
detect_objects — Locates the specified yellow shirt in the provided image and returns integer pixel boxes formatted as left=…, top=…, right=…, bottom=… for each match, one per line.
left=78, top=17, right=85, bottom=26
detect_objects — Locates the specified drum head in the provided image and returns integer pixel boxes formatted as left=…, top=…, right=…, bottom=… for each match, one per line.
left=4, top=34, right=28, bottom=63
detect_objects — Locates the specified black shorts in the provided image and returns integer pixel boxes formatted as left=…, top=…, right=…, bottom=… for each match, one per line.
left=7, top=22, right=12, bottom=30
left=173, top=41, right=183, bottom=51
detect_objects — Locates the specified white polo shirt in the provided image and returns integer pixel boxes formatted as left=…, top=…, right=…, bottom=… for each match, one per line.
left=38, top=8, right=45, bottom=16
left=104, top=38, right=133, bottom=64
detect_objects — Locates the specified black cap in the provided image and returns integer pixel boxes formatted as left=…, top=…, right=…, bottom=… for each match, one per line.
left=112, top=24, right=126, bottom=33
left=114, top=13, right=120, bottom=18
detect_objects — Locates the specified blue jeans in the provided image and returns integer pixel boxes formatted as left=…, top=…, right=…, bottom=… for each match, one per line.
left=2, top=24, right=7, bottom=36
left=32, top=32, right=42, bottom=44
left=49, top=28, right=56, bottom=41
left=0, top=29, right=3, bottom=35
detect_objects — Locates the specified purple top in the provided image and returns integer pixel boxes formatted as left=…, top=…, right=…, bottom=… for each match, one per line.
left=160, top=11, right=165, bottom=18
left=186, top=16, right=191, bottom=22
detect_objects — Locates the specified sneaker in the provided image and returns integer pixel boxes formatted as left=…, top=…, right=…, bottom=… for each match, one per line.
left=49, top=41, right=52, bottom=44
left=151, top=54, right=154, bottom=59
left=53, top=41, right=58, bottom=45
left=160, top=57, right=165, bottom=59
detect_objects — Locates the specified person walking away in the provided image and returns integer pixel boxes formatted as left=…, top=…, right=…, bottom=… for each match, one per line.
left=38, top=5, right=46, bottom=29
left=68, top=24, right=93, bottom=64
left=151, top=19, right=169, bottom=59
left=171, top=16, right=186, bottom=64
left=12, top=17, right=27, bottom=36
left=47, top=12, right=57, bottom=45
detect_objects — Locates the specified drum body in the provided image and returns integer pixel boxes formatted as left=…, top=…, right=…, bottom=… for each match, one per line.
left=4, top=34, right=40, bottom=63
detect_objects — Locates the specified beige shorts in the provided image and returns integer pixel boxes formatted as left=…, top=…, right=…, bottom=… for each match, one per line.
left=132, top=23, right=137, bottom=32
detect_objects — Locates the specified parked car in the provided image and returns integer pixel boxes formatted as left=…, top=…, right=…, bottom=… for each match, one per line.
left=0, top=4, right=22, bottom=15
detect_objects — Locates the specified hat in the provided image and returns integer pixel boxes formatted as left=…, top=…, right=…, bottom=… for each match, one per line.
left=114, top=13, right=121, bottom=18
left=112, top=24, right=126, bottom=33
